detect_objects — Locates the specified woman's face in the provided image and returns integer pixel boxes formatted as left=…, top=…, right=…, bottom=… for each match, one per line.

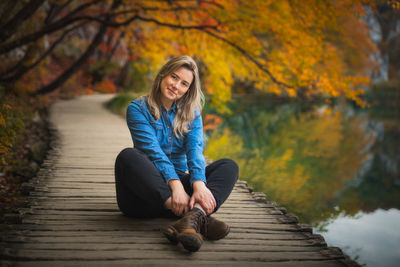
left=160, top=66, right=193, bottom=109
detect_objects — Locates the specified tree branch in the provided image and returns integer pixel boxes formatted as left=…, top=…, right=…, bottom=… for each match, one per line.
left=0, top=0, right=104, bottom=55
left=0, top=22, right=87, bottom=82
left=0, top=0, right=46, bottom=42
left=201, top=29, right=293, bottom=90
left=106, top=13, right=219, bottom=29
left=0, top=1, right=18, bottom=26
left=103, top=12, right=287, bottom=90
left=139, top=0, right=224, bottom=9
left=44, top=0, right=75, bottom=25
left=0, top=46, right=34, bottom=78
left=32, top=0, right=121, bottom=96
left=0, top=1, right=219, bottom=55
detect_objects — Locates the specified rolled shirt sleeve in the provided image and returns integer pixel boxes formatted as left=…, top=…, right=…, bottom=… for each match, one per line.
left=184, top=111, right=206, bottom=184
left=126, top=101, right=179, bottom=183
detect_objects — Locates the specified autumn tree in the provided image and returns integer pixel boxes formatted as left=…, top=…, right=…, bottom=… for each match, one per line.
left=0, top=0, right=379, bottom=104
left=117, top=0, right=378, bottom=111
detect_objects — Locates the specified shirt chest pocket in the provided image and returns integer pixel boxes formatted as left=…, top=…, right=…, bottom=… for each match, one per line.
left=150, top=121, right=164, bottom=143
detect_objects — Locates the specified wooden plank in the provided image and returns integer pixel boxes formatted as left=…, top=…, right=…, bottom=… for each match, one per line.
left=1, top=235, right=325, bottom=247
left=18, top=214, right=297, bottom=224
left=1, top=249, right=344, bottom=261
left=0, top=260, right=348, bottom=267
left=4, top=243, right=325, bottom=252
left=25, top=206, right=284, bottom=216
left=3, top=224, right=310, bottom=233
left=17, top=209, right=289, bottom=219
left=17, top=220, right=304, bottom=232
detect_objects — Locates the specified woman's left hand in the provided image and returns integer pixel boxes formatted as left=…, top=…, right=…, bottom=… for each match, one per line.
left=189, top=181, right=216, bottom=215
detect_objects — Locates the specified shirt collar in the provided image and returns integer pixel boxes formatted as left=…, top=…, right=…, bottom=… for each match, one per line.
left=162, top=102, right=177, bottom=113
left=171, top=102, right=177, bottom=113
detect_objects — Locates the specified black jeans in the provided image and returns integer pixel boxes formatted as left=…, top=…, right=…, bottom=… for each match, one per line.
left=114, top=148, right=239, bottom=218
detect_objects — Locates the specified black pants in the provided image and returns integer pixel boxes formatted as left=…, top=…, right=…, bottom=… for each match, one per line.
left=114, top=148, right=239, bottom=218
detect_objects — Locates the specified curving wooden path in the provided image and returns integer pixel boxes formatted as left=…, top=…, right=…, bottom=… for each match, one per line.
left=0, top=94, right=356, bottom=266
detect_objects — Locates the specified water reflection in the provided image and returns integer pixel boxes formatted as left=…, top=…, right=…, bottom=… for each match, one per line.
left=315, top=208, right=400, bottom=267
left=204, top=98, right=400, bottom=265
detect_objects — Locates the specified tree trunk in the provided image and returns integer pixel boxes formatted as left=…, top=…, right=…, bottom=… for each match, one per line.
left=33, top=0, right=121, bottom=96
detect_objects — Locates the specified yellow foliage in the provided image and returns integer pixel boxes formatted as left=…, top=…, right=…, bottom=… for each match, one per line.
left=116, top=0, right=375, bottom=109
left=204, top=128, right=244, bottom=161
left=0, top=112, right=5, bottom=127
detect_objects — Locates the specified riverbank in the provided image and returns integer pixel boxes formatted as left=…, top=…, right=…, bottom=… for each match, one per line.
left=0, top=104, right=51, bottom=223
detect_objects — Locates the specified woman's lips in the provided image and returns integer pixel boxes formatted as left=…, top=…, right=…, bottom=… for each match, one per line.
left=167, top=88, right=176, bottom=95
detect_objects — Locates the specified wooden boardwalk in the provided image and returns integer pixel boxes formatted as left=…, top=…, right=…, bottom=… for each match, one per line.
left=0, top=94, right=355, bottom=266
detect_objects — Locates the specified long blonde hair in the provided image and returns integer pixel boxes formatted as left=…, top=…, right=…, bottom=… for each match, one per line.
left=146, top=55, right=204, bottom=137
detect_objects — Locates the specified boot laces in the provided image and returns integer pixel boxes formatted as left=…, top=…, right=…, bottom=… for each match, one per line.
left=190, top=209, right=208, bottom=234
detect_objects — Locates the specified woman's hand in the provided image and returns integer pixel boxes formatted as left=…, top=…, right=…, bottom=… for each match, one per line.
left=189, top=181, right=216, bottom=215
left=168, top=179, right=190, bottom=216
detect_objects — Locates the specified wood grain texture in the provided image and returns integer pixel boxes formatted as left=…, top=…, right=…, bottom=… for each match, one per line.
left=0, top=94, right=357, bottom=266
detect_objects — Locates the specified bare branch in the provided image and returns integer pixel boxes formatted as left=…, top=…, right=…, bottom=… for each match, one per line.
left=33, top=0, right=122, bottom=96
left=108, top=14, right=219, bottom=29
left=0, top=1, right=18, bottom=26
left=0, top=0, right=104, bottom=55
left=0, top=46, right=33, bottom=78
left=139, top=0, right=224, bottom=9
left=0, top=0, right=46, bottom=42
left=0, top=22, right=88, bottom=82
left=44, top=0, right=75, bottom=24
left=56, top=0, right=104, bottom=22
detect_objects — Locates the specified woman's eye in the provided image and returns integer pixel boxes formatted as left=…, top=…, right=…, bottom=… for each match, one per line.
left=171, top=74, right=177, bottom=80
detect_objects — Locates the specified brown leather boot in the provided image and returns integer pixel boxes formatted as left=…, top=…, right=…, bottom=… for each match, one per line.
left=202, top=216, right=230, bottom=240
left=163, top=207, right=206, bottom=252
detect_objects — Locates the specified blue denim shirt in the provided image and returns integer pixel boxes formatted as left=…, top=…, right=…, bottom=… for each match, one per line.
left=126, top=97, right=206, bottom=184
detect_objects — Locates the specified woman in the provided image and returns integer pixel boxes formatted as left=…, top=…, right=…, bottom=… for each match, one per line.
left=114, top=55, right=238, bottom=252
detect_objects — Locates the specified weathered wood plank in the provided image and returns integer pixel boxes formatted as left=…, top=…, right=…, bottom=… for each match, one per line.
left=1, top=235, right=325, bottom=247
left=3, top=243, right=325, bottom=252
left=0, top=260, right=348, bottom=267
left=17, top=214, right=297, bottom=224
left=3, top=224, right=310, bottom=234
left=1, top=249, right=344, bottom=261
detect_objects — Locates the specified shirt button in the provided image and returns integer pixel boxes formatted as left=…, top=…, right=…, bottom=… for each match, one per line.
left=169, top=136, right=172, bottom=140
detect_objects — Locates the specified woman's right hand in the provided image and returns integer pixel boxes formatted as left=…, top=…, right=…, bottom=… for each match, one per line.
left=168, top=179, right=190, bottom=216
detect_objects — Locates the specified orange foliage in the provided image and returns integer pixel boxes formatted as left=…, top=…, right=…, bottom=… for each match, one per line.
left=92, top=78, right=117, bottom=93
left=203, top=114, right=223, bottom=131
left=0, top=0, right=385, bottom=107
left=116, top=0, right=378, bottom=111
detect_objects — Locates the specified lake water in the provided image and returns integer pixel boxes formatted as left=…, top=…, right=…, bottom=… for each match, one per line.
left=203, top=97, right=400, bottom=266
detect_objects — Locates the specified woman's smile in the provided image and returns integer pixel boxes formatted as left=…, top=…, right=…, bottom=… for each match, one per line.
left=167, top=88, right=177, bottom=96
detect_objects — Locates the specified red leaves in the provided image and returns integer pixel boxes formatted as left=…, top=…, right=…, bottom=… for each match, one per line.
left=203, top=114, right=222, bottom=131
left=92, top=78, right=117, bottom=93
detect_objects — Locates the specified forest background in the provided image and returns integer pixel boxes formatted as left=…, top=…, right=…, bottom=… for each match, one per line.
left=0, top=0, right=399, bottom=220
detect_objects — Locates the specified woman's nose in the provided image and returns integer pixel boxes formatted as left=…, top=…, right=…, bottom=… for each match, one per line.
left=171, top=81, right=180, bottom=90
left=171, top=80, right=177, bottom=88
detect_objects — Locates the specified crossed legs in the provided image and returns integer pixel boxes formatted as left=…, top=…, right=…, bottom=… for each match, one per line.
left=114, top=148, right=238, bottom=218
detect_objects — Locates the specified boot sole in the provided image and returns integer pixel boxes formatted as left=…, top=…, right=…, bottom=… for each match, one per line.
left=162, top=227, right=179, bottom=245
left=162, top=227, right=202, bottom=252
left=176, top=233, right=202, bottom=252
